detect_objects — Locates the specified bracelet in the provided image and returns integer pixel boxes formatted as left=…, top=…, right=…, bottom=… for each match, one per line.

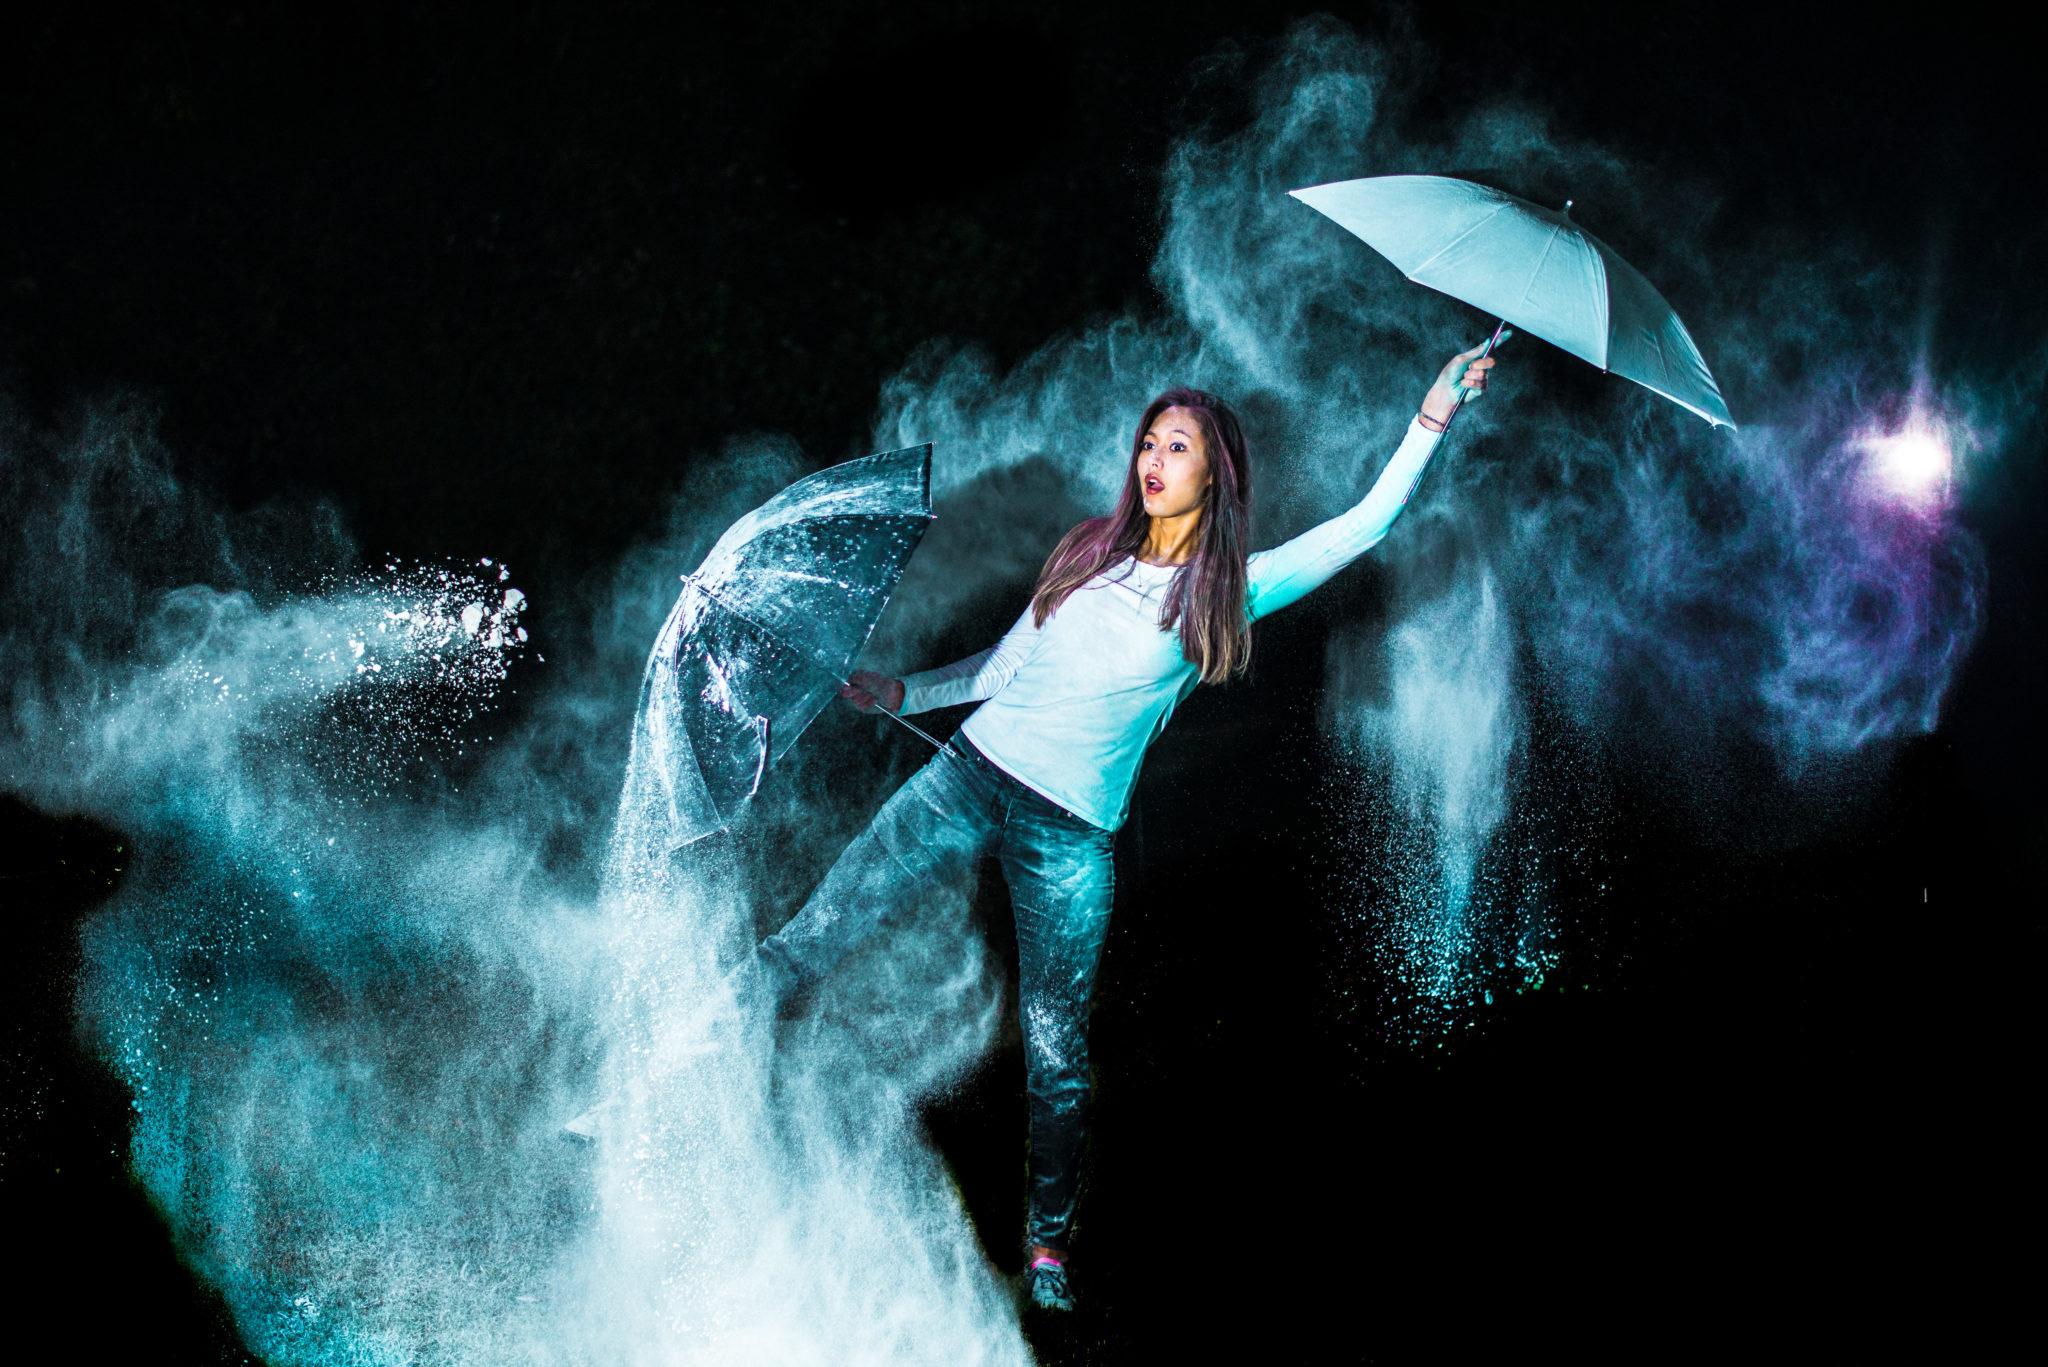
left=1417, top=411, right=1448, bottom=433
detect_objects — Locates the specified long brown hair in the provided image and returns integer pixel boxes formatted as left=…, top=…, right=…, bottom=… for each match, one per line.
left=1028, top=387, right=1254, bottom=684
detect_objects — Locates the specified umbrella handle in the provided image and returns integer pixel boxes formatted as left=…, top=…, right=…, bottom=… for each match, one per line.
left=1438, top=318, right=1512, bottom=433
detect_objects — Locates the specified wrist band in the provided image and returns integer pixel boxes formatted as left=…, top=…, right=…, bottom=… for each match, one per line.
left=1417, top=411, right=1447, bottom=433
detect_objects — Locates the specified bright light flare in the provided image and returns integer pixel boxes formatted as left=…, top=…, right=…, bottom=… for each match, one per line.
left=1857, top=412, right=1954, bottom=508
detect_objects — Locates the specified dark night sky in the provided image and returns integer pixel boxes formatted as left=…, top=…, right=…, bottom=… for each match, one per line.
left=3, top=2, right=2039, bottom=1360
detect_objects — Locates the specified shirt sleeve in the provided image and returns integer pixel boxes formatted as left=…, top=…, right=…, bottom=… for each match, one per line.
left=895, top=605, right=1044, bottom=715
left=1245, top=416, right=1446, bottom=622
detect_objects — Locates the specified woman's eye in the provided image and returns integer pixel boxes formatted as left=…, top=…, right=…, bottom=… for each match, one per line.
left=1171, top=442, right=1186, bottom=452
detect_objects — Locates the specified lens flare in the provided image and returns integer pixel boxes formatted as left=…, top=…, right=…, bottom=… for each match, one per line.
left=1858, top=411, right=1954, bottom=507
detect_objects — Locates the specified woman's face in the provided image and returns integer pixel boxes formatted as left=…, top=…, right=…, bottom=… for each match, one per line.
left=1137, top=405, right=1212, bottom=519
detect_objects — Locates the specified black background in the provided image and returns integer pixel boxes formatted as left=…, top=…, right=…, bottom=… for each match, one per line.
left=3, top=2, right=2039, bottom=1360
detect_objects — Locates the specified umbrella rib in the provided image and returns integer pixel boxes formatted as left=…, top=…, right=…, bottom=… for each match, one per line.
left=1520, top=221, right=1565, bottom=304
left=1404, top=199, right=1512, bottom=279
left=683, top=575, right=944, bottom=750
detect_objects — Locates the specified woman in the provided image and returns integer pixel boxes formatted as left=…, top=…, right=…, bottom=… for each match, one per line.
left=727, top=340, right=1499, bottom=1314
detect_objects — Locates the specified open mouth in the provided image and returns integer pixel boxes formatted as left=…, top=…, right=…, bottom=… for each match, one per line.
left=1143, top=476, right=1164, bottom=495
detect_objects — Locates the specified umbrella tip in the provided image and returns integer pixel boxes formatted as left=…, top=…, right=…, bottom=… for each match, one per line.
left=1563, top=198, right=1574, bottom=215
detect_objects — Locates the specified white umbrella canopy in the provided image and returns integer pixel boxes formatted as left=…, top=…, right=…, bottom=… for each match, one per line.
left=1290, top=174, right=1736, bottom=429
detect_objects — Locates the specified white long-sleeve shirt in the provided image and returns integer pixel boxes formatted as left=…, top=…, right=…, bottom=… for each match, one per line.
left=897, top=415, right=1446, bottom=830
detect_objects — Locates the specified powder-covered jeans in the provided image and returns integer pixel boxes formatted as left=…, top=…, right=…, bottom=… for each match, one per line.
left=748, top=732, right=1117, bottom=1254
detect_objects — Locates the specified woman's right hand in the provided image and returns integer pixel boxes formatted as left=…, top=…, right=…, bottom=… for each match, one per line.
left=1420, top=338, right=1502, bottom=427
left=839, top=669, right=904, bottom=715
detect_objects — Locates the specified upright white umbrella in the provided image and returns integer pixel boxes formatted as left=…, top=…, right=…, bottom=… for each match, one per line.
left=1290, top=174, right=1736, bottom=429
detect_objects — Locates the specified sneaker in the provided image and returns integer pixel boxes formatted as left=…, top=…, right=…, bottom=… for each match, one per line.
left=1026, top=1256, right=1075, bottom=1313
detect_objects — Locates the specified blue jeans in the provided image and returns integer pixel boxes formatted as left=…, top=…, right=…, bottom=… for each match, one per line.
left=749, top=733, right=1117, bottom=1254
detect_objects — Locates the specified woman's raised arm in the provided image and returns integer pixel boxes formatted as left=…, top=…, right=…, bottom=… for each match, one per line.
left=1245, top=341, right=1497, bottom=622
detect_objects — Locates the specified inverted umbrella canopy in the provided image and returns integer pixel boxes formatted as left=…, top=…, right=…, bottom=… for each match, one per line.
left=635, top=443, right=938, bottom=848
left=1289, top=174, right=1735, bottom=429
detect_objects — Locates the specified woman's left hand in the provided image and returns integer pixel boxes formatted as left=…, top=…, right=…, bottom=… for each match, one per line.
left=1421, top=339, right=1502, bottom=427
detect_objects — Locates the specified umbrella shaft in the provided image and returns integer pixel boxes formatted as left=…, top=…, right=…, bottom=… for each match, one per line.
left=875, top=706, right=944, bottom=750
left=1439, top=317, right=1510, bottom=434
